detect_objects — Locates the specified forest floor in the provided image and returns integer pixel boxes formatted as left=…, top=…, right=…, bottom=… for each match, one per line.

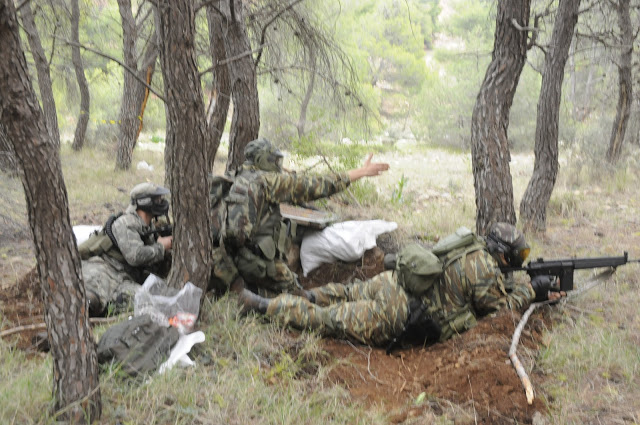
left=2, top=146, right=640, bottom=424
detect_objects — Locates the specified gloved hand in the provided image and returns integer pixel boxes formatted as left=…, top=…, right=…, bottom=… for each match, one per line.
left=531, top=275, right=557, bottom=302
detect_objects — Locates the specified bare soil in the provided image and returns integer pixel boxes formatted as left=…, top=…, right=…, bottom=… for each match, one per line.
left=297, top=247, right=550, bottom=424
left=2, top=245, right=550, bottom=423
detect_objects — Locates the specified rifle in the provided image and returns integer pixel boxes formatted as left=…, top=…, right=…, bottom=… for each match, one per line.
left=502, top=252, right=639, bottom=291
left=142, top=224, right=173, bottom=239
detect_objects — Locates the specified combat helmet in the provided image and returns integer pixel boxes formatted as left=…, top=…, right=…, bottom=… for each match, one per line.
left=244, top=138, right=284, bottom=172
left=485, top=222, right=530, bottom=267
left=130, top=182, right=170, bottom=217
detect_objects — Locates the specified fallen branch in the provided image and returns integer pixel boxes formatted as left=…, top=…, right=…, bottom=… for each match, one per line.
left=0, top=314, right=129, bottom=338
left=509, top=269, right=615, bottom=404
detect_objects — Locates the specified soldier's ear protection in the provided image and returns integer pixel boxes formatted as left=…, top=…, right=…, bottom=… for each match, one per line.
left=486, top=233, right=530, bottom=267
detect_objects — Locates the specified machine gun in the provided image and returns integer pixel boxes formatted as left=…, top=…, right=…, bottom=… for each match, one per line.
left=502, top=252, right=639, bottom=291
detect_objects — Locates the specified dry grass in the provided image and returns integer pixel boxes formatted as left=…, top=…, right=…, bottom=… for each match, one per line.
left=1, top=141, right=640, bottom=424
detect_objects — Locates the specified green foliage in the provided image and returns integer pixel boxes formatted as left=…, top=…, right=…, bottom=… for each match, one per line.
left=391, top=173, right=408, bottom=204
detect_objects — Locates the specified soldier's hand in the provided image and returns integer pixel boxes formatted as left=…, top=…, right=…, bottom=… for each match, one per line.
left=158, top=235, right=173, bottom=251
left=348, top=153, right=390, bottom=181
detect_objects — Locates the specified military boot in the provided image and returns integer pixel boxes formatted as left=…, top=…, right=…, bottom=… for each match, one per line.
left=238, top=289, right=270, bottom=315
left=86, top=289, right=104, bottom=317
left=292, top=288, right=316, bottom=304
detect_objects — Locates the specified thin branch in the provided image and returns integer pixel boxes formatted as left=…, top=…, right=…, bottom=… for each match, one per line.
left=54, top=35, right=166, bottom=103
left=0, top=313, right=129, bottom=338
left=16, top=0, right=31, bottom=12
left=318, top=152, right=362, bottom=208
left=195, top=0, right=224, bottom=16
left=199, top=44, right=266, bottom=77
left=508, top=269, right=615, bottom=405
left=511, top=18, right=540, bottom=33
left=254, top=0, right=306, bottom=67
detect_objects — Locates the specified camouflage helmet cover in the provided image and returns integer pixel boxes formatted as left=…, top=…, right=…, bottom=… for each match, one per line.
left=244, top=138, right=284, bottom=172
left=130, top=182, right=170, bottom=217
left=486, top=222, right=530, bottom=267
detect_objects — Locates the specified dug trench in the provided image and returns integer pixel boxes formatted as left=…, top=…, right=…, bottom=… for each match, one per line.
left=1, top=246, right=554, bottom=424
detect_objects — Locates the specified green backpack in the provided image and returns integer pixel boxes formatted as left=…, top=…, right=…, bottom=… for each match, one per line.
left=209, top=173, right=259, bottom=248
left=395, top=243, right=443, bottom=297
left=97, top=314, right=179, bottom=376
left=395, top=227, right=486, bottom=297
left=78, top=213, right=123, bottom=260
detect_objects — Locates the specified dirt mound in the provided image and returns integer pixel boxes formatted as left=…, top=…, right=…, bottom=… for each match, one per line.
left=323, top=310, right=548, bottom=424
left=295, top=247, right=548, bottom=423
left=2, top=247, right=550, bottom=423
left=0, top=266, right=46, bottom=351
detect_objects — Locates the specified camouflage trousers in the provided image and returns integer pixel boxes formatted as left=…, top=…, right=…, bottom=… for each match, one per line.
left=266, top=271, right=409, bottom=346
left=234, top=246, right=300, bottom=297
left=82, top=256, right=141, bottom=312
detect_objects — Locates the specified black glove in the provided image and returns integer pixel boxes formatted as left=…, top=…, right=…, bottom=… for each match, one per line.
left=531, top=275, right=557, bottom=302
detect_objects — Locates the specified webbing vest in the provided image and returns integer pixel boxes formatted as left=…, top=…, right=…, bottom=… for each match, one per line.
left=422, top=241, right=489, bottom=341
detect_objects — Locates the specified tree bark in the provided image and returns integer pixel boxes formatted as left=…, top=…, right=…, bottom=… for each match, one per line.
left=606, top=0, right=633, bottom=163
left=520, top=0, right=581, bottom=233
left=70, top=0, right=90, bottom=151
left=470, top=0, right=531, bottom=235
left=20, top=2, right=61, bottom=148
left=206, top=1, right=231, bottom=171
left=154, top=0, right=212, bottom=291
left=0, top=123, right=18, bottom=175
left=115, top=0, right=158, bottom=170
left=223, top=0, right=260, bottom=172
left=0, top=1, right=101, bottom=421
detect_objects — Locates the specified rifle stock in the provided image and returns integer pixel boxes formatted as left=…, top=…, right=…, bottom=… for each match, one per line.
left=502, top=252, right=634, bottom=291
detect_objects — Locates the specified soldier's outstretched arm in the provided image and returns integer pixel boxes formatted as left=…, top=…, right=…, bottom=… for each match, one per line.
left=347, top=153, right=389, bottom=182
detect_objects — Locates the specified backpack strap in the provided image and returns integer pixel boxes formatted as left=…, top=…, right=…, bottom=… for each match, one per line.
left=103, top=212, right=123, bottom=248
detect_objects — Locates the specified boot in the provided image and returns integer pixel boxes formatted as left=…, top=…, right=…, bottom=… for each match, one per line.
left=86, top=290, right=104, bottom=317
left=292, top=288, right=316, bottom=304
left=238, top=289, right=270, bottom=315
left=229, top=277, right=245, bottom=294
left=32, top=330, right=49, bottom=352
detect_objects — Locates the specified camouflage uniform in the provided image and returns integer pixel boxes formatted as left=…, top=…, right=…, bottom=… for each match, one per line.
left=231, top=163, right=351, bottom=296
left=264, top=248, right=533, bottom=346
left=421, top=249, right=535, bottom=342
left=83, top=204, right=167, bottom=309
left=266, top=271, right=409, bottom=346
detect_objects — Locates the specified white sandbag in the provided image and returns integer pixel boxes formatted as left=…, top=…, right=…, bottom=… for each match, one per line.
left=300, top=220, right=397, bottom=276
left=73, top=225, right=102, bottom=245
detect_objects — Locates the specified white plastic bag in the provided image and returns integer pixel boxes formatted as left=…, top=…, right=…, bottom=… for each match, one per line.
left=72, top=225, right=102, bottom=245
left=158, top=331, right=206, bottom=374
left=299, top=220, right=397, bottom=276
left=134, top=274, right=203, bottom=333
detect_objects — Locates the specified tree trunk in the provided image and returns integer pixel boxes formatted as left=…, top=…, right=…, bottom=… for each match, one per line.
left=470, top=0, right=531, bottom=235
left=206, top=1, right=231, bottom=171
left=70, top=0, right=90, bottom=151
left=223, top=0, right=260, bottom=172
left=0, top=1, right=101, bottom=421
left=297, top=50, right=317, bottom=139
left=520, top=0, right=581, bottom=233
left=20, top=2, right=61, bottom=148
left=606, top=0, right=633, bottom=163
left=115, top=0, right=158, bottom=170
left=154, top=0, right=212, bottom=291
left=0, top=123, right=18, bottom=175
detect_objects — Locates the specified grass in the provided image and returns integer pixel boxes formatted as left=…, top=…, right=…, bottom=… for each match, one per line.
left=2, top=142, right=640, bottom=423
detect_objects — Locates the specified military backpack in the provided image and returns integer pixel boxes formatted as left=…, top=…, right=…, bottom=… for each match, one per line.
left=78, top=213, right=123, bottom=260
left=209, top=173, right=259, bottom=248
left=97, top=314, right=179, bottom=376
left=394, top=227, right=486, bottom=297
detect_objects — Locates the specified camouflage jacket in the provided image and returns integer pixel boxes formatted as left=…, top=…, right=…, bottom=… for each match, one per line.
left=106, top=205, right=165, bottom=268
left=233, top=164, right=351, bottom=257
left=421, top=249, right=535, bottom=342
